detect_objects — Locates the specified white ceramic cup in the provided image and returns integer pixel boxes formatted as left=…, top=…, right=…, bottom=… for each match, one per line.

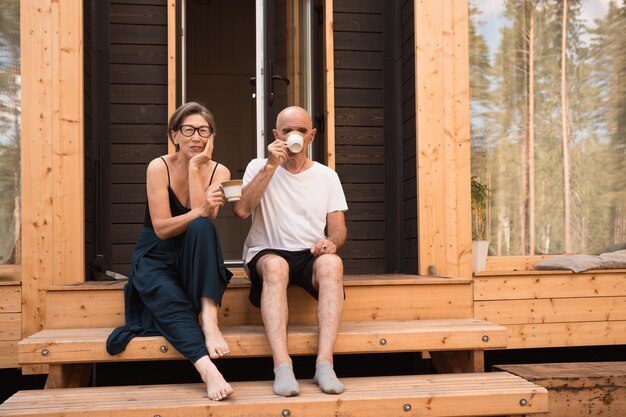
left=221, top=179, right=243, bottom=202
left=285, top=133, right=304, bottom=153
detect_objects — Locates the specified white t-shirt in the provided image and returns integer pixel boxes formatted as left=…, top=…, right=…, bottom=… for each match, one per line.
left=241, top=159, right=348, bottom=265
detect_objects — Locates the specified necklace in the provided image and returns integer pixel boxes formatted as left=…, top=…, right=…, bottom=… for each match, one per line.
left=285, top=158, right=307, bottom=174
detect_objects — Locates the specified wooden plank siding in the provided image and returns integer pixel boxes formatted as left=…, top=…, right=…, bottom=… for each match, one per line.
left=108, top=0, right=169, bottom=275
left=474, top=269, right=626, bottom=348
left=0, top=283, right=21, bottom=368
left=334, top=0, right=387, bottom=274
left=401, top=0, right=418, bottom=273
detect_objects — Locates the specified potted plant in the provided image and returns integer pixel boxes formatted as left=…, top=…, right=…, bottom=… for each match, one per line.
left=471, top=176, right=490, bottom=273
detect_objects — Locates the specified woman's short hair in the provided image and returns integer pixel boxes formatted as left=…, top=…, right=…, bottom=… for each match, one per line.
left=167, top=102, right=216, bottom=148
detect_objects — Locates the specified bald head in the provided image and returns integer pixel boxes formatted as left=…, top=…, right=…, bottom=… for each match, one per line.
left=276, top=106, right=312, bottom=130
left=273, top=106, right=317, bottom=144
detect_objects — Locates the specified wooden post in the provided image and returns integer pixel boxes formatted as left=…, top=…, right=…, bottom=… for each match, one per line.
left=414, top=0, right=471, bottom=278
left=21, top=0, right=84, bottom=358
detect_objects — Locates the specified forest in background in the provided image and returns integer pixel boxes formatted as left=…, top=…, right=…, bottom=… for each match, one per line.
left=0, top=0, right=20, bottom=265
left=470, top=0, right=626, bottom=256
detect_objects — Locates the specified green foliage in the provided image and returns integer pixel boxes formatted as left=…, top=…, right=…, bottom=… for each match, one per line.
left=471, top=176, right=490, bottom=241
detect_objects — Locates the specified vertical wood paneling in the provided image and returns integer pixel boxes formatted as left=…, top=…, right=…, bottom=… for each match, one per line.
left=167, top=0, right=176, bottom=153
left=53, top=0, right=85, bottom=285
left=414, top=0, right=470, bottom=278
left=325, top=0, right=336, bottom=169
left=21, top=0, right=54, bottom=338
left=415, top=0, right=445, bottom=275
left=452, top=1, right=471, bottom=278
left=21, top=0, right=84, bottom=339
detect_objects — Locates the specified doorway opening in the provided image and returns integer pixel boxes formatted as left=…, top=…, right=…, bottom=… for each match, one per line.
left=181, top=0, right=323, bottom=262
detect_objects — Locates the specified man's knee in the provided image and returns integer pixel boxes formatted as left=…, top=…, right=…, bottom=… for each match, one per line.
left=313, top=254, right=344, bottom=288
left=258, top=255, right=289, bottom=286
left=314, top=254, right=343, bottom=275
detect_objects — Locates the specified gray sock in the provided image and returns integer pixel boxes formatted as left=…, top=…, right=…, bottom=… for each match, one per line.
left=273, top=363, right=300, bottom=397
left=313, top=361, right=344, bottom=394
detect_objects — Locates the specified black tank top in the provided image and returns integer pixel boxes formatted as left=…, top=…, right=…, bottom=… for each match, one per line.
left=143, top=157, right=219, bottom=228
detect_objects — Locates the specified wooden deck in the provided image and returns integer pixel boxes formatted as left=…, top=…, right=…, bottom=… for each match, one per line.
left=0, top=372, right=548, bottom=417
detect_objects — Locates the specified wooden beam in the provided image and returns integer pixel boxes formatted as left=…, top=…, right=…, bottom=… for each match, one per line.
left=52, top=0, right=84, bottom=286
left=414, top=0, right=471, bottom=278
left=325, top=0, right=336, bottom=168
left=167, top=0, right=176, bottom=154
left=21, top=0, right=84, bottom=341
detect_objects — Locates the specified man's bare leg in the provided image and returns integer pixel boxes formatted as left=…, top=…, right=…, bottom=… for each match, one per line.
left=193, top=355, right=234, bottom=401
left=312, top=254, right=344, bottom=394
left=257, top=254, right=299, bottom=396
left=200, top=297, right=230, bottom=359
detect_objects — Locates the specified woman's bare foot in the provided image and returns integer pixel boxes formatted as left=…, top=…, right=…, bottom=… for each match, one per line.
left=195, top=356, right=234, bottom=401
left=199, top=297, right=230, bottom=358
left=202, top=320, right=230, bottom=358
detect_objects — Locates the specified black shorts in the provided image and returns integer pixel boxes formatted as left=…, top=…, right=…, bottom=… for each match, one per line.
left=246, top=249, right=318, bottom=308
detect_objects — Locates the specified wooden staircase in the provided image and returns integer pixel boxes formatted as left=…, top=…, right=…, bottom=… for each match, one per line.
left=0, top=274, right=549, bottom=416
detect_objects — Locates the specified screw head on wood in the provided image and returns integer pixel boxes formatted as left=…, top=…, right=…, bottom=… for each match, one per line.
left=281, top=409, right=291, bottom=417
left=481, top=335, right=490, bottom=342
left=379, top=338, right=387, bottom=346
left=403, top=403, right=412, bottom=412
left=519, top=398, right=528, bottom=407
left=159, top=345, right=168, bottom=353
left=41, top=348, right=50, bottom=357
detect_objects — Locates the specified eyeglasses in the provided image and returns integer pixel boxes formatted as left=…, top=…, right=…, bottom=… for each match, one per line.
left=179, top=125, right=213, bottom=138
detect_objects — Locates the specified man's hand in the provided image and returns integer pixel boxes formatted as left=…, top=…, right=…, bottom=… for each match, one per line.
left=267, top=139, right=288, bottom=168
left=311, top=237, right=337, bottom=257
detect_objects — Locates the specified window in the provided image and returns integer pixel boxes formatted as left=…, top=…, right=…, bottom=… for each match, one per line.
left=469, top=0, right=626, bottom=256
left=0, top=0, right=20, bottom=265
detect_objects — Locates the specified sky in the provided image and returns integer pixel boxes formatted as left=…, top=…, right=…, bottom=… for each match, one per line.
left=474, top=0, right=611, bottom=62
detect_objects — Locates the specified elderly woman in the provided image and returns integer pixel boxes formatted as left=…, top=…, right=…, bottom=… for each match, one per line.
left=107, top=102, right=234, bottom=401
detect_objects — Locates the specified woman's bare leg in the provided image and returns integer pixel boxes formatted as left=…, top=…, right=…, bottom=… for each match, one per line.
left=200, top=297, right=230, bottom=358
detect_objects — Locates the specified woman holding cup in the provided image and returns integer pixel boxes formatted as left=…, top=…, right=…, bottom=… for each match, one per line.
left=106, top=102, right=234, bottom=401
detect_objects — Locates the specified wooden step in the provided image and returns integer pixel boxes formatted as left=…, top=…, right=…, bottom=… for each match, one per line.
left=20, top=319, right=506, bottom=365
left=0, top=372, right=549, bottom=417
left=44, top=274, right=474, bottom=328
left=494, top=362, right=626, bottom=417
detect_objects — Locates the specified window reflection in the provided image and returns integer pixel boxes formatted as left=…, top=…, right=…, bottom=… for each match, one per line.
left=0, top=0, right=21, bottom=265
left=469, top=0, right=626, bottom=256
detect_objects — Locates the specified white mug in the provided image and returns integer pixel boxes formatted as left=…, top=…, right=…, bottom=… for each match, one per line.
left=286, top=133, right=304, bottom=153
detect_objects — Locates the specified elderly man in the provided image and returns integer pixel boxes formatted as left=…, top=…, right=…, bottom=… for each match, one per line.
left=234, top=106, right=348, bottom=396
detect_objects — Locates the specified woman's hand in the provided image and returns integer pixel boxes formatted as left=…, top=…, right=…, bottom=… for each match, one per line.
left=199, top=183, right=225, bottom=218
left=190, top=135, right=215, bottom=168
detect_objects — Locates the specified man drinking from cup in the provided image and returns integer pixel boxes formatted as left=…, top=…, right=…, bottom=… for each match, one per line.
left=233, top=106, right=348, bottom=396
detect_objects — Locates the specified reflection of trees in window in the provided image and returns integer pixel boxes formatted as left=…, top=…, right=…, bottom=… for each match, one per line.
left=0, top=0, right=20, bottom=265
left=469, top=0, right=626, bottom=256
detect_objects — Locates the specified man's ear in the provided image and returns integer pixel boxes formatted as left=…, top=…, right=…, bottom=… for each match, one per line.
left=272, top=128, right=279, bottom=140
left=309, top=127, right=317, bottom=142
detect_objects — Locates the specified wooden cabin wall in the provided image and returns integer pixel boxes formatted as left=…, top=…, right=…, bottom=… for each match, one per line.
left=333, top=0, right=387, bottom=274
left=84, top=0, right=95, bottom=278
left=400, top=0, right=417, bottom=273
left=108, top=0, right=169, bottom=276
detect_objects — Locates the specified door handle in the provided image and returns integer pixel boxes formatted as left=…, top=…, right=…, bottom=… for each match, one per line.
left=269, top=60, right=289, bottom=105
left=250, top=63, right=290, bottom=103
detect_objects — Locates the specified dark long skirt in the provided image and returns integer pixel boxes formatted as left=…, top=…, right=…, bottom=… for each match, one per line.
left=106, top=218, right=233, bottom=363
